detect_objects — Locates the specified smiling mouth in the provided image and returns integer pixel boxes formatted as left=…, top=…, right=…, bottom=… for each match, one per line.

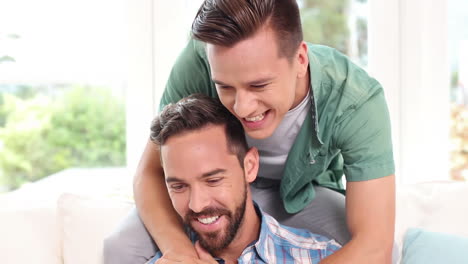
left=244, top=112, right=265, bottom=122
left=197, top=216, right=220, bottom=225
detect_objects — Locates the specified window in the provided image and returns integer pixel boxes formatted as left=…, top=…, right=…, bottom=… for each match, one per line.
left=299, top=0, right=368, bottom=67
left=300, top=0, right=467, bottom=184
left=448, top=0, right=468, bottom=181
left=0, top=0, right=128, bottom=192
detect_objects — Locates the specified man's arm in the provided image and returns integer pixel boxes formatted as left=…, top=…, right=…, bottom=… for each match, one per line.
left=320, top=175, right=395, bottom=264
left=134, top=138, right=198, bottom=258
left=323, top=80, right=395, bottom=263
left=152, top=242, right=218, bottom=264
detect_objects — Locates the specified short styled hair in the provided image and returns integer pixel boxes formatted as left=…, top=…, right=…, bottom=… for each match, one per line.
left=150, top=94, right=248, bottom=166
left=192, top=0, right=303, bottom=59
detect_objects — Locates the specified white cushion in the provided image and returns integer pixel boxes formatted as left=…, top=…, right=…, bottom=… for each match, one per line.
left=395, top=182, right=468, bottom=247
left=0, top=196, right=61, bottom=264
left=57, top=193, right=133, bottom=264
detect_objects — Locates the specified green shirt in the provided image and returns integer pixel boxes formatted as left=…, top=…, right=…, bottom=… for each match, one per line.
left=159, top=39, right=395, bottom=213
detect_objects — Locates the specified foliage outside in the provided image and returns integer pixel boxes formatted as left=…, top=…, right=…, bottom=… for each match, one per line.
left=450, top=103, right=468, bottom=181
left=300, top=0, right=368, bottom=66
left=0, top=86, right=126, bottom=191
left=450, top=70, right=468, bottom=181
left=300, top=0, right=350, bottom=53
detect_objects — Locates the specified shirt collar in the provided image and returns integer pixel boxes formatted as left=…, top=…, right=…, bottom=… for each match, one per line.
left=307, top=44, right=324, bottom=145
left=249, top=202, right=283, bottom=263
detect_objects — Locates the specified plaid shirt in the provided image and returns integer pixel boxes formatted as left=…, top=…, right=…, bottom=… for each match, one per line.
left=149, top=205, right=341, bottom=264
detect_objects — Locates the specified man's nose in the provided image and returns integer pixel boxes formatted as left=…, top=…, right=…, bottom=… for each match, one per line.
left=188, top=186, right=210, bottom=213
left=233, top=90, right=255, bottom=118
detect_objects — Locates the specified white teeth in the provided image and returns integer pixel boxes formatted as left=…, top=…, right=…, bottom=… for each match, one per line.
left=245, top=113, right=265, bottom=122
left=198, top=216, right=219, bottom=225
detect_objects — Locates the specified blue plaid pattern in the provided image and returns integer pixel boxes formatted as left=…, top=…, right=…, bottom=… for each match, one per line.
left=148, top=205, right=341, bottom=264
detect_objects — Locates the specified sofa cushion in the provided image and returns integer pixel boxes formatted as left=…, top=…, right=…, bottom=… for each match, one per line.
left=57, top=193, right=133, bottom=264
left=395, top=182, right=468, bottom=245
left=402, top=228, right=468, bottom=264
left=0, top=197, right=61, bottom=264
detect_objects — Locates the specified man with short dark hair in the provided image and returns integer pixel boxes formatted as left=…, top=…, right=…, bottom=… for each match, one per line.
left=148, top=94, right=341, bottom=264
left=105, top=0, right=396, bottom=263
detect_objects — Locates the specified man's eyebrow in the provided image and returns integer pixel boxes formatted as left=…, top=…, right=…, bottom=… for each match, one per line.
left=212, top=79, right=229, bottom=86
left=200, top=168, right=226, bottom=178
left=165, top=169, right=226, bottom=183
left=247, top=77, right=274, bottom=85
left=165, top=177, right=184, bottom=183
left=212, top=77, right=274, bottom=86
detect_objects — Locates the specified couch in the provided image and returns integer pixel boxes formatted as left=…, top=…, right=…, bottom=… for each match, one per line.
left=1, top=168, right=468, bottom=264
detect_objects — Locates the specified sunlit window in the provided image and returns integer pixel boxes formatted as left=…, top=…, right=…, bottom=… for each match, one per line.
left=448, top=0, right=468, bottom=181
left=0, top=0, right=127, bottom=192
left=299, top=0, right=368, bottom=67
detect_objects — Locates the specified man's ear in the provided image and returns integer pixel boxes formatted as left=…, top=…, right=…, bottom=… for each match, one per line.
left=296, top=41, right=309, bottom=78
left=243, top=147, right=259, bottom=183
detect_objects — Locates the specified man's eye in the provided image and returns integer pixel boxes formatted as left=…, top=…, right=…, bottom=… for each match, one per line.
left=251, top=84, right=267, bottom=88
left=170, top=184, right=186, bottom=191
left=206, top=178, right=222, bottom=185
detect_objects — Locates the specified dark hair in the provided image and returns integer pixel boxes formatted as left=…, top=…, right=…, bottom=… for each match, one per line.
left=150, top=94, right=248, bottom=166
left=192, top=0, right=303, bottom=60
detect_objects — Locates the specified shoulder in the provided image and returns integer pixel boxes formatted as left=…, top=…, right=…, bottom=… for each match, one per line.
left=261, top=214, right=340, bottom=263
left=307, top=43, right=383, bottom=113
left=263, top=213, right=341, bottom=252
left=167, top=38, right=211, bottom=79
left=159, top=39, right=217, bottom=110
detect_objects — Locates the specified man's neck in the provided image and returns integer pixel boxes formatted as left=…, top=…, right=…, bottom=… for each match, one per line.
left=215, top=201, right=261, bottom=263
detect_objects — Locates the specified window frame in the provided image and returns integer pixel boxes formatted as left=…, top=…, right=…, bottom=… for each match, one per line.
left=369, top=0, right=450, bottom=184
left=126, top=0, right=156, bottom=172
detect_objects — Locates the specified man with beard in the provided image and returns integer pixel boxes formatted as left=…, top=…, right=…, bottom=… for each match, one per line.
left=147, top=94, right=340, bottom=264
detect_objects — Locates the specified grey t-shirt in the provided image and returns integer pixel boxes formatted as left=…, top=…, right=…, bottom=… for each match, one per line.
left=246, top=89, right=311, bottom=180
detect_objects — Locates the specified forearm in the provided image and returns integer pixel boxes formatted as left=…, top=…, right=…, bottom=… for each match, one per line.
left=322, top=175, right=395, bottom=264
left=133, top=139, right=197, bottom=256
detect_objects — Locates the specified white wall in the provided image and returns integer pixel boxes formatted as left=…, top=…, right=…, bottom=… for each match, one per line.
left=126, top=0, right=203, bottom=172
left=369, top=0, right=450, bottom=184
left=126, top=0, right=155, bottom=172
left=368, top=0, right=402, bottom=182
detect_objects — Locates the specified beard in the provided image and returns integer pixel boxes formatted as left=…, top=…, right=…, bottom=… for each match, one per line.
left=184, top=184, right=248, bottom=255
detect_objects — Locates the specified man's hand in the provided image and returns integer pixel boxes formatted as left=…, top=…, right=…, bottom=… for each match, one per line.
left=154, top=249, right=198, bottom=264
left=195, top=241, right=218, bottom=264
left=155, top=242, right=217, bottom=264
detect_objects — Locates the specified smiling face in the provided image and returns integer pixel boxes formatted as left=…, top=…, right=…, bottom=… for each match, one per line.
left=207, top=26, right=309, bottom=139
left=160, top=124, right=259, bottom=254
